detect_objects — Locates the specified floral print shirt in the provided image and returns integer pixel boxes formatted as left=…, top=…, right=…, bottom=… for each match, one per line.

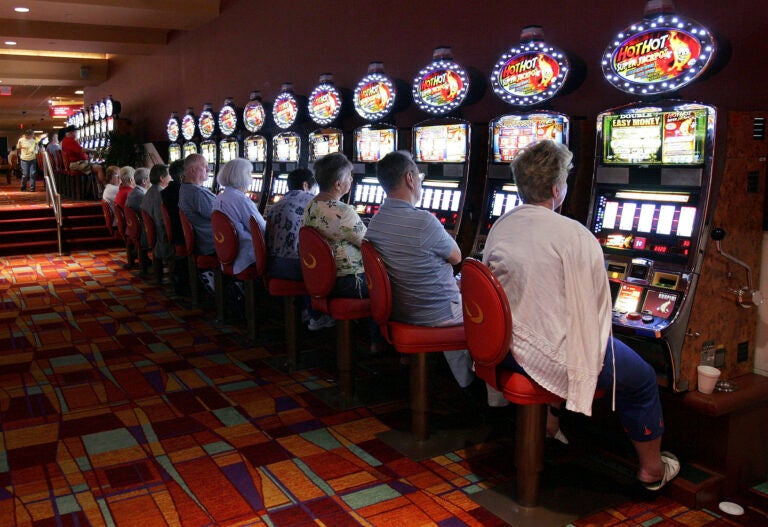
left=304, top=197, right=366, bottom=277
left=265, top=190, right=315, bottom=260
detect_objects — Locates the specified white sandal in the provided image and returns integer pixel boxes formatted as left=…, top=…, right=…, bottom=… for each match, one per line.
left=643, top=451, right=680, bottom=491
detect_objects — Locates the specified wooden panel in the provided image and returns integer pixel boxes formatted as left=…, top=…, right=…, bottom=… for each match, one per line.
left=680, top=111, right=767, bottom=390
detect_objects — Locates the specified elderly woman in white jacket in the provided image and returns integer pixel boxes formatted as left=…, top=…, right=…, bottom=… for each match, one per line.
left=483, top=140, right=678, bottom=492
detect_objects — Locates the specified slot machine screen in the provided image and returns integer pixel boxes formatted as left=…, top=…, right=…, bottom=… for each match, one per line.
left=274, top=134, right=299, bottom=162
left=641, top=289, right=679, bottom=320
left=602, top=108, right=708, bottom=165
left=492, top=115, right=567, bottom=163
left=309, top=131, right=341, bottom=160
left=480, top=184, right=521, bottom=234
left=416, top=181, right=462, bottom=212
left=591, top=189, right=699, bottom=264
left=354, top=127, right=396, bottom=163
left=413, top=123, right=468, bottom=163
left=183, top=142, right=198, bottom=158
left=245, top=136, right=266, bottom=163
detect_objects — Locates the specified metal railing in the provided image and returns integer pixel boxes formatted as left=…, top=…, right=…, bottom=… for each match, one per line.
left=41, top=150, right=63, bottom=255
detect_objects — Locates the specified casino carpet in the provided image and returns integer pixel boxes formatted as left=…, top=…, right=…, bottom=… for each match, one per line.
left=2, top=247, right=767, bottom=523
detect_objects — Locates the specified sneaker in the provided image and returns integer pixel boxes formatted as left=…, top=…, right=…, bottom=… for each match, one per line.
left=643, top=452, right=680, bottom=491
left=308, top=314, right=336, bottom=331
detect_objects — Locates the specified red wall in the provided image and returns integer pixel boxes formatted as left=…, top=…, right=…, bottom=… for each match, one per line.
left=90, top=0, right=766, bottom=143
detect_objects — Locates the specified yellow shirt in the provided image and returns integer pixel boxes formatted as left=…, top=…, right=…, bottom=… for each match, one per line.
left=17, top=137, right=38, bottom=162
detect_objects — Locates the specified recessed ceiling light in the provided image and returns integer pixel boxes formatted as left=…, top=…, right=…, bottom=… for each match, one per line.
left=74, top=90, right=84, bottom=95
left=5, top=41, right=17, bottom=46
left=14, top=7, right=30, bottom=13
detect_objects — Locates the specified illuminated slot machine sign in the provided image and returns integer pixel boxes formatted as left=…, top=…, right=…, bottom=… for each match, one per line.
left=181, top=108, right=198, bottom=158
left=167, top=112, right=182, bottom=163
left=198, top=103, right=217, bottom=189
left=411, top=121, right=468, bottom=232
left=242, top=91, right=269, bottom=201
left=350, top=62, right=399, bottom=219
left=218, top=98, right=240, bottom=167
left=308, top=75, right=343, bottom=163
left=351, top=125, right=397, bottom=218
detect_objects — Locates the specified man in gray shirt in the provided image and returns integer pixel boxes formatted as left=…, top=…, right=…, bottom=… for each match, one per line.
left=364, top=150, right=476, bottom=389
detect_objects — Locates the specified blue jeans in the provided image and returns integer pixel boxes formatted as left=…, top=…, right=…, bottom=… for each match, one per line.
left=20, top=159, right=37, bottom=190
left=501, top=336, right=664, bottom=442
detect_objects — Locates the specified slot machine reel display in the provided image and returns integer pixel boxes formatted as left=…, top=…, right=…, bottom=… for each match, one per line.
left=198, top=103, right=218, bottom=190
left=167, top=112, right=182, bottom=163
left=267, top=83, right=305, bottom=211
left=350, top=62, right=399, bottom=220
left=588, top=2, right=765, bottom=392
left=181, top=107, right=198, bottom=159
left=471, top=26, right=571, bottom=258
left=243, top=90, right=270, bottom=208
left=218, top=97, right=240, bottom=168
left=411, top=47, right=472, bottom=238
left=308, top=74, right=344, bottom=164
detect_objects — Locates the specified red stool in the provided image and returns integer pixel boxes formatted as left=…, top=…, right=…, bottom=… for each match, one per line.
left=140, top=209, right=164, bottom=285
left=179, top=210, right=223, bottom=315
left=299, top=226, right=370, bottom=403
left=61, top=150, right=88, bottom=200
left=361, top=240, right=467, bottom=442
left=250, top=216, right=307, bottom=369
left=101, top=201, right=119, bottom=239
left=460, top=257, right=564, bottom=508
left=122, top=206, right=149, bottom=275
left=211, top=210, right=261, bottom=338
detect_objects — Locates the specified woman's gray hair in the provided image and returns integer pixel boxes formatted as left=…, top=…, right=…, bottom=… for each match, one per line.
left=313, top=152, right=353, bottom=192
left=119, top=165, right=135, bottom=185
left=510, top=140, right=573, bottom=204
left=217, top=158, right=252, bottom=190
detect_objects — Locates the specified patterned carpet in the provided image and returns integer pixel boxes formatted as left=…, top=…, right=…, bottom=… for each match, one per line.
left=1, top=194, right=766, bottom=525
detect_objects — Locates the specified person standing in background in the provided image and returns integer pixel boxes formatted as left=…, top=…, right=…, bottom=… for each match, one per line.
left=17, top=129, right=38, bottom=192
left=46, top=131, right=62, bottom=155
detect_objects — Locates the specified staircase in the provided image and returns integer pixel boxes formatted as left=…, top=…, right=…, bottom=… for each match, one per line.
left=0, top=203, right=123, bottom=256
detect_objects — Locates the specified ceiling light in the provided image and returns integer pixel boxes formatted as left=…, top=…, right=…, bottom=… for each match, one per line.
left=5, top=41, right=17, bottom=46
left=14, top=7, right=30, bottom=13
left=75, top=90, right=84, bottom=95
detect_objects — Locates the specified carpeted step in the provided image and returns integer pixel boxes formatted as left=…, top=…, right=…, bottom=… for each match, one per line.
left=0, top=239, right=59, bottom=256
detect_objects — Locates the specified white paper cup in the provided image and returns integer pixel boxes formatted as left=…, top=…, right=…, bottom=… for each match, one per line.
left=697, top=365, right=721, bottom=394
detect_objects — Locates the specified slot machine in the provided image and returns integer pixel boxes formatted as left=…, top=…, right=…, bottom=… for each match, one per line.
left=266, top=83, right=307, bottom=212
left=166, top=112, right=182, bottom=163
left=105, top=97, right=116, bottom=151
left=198, top=103, right=217, bottom=190
left=470, top=26, right=571, bottom=258
left=218, top=97, right=240, bottom=170
left=307, top=73, right=345, bottom=165
left=242, top=90, right=270, bottom=209
left=587, top=2, right=764, bottom=392
left=181, top=107, right=198, bottom=159
left=411, top=46, right=472, bottom=238
left=350, top=62, right=399, bottom=220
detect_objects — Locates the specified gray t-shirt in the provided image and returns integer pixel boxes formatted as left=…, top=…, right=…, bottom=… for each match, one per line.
left=364, top=198, right=459, bottom=325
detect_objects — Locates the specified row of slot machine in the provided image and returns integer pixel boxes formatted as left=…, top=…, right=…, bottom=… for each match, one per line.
left=163, top=1, right=765, bottom=393
left=65, top=96, right=121, bottom=162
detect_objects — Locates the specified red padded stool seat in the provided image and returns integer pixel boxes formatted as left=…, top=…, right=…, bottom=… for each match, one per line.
left=299, top=226, right=370, bottom=402
left=179, top=210, right=223, bottom=313
left=362, top=240, right=466, bottom=442
left=122, top=205, right=148, bottom=274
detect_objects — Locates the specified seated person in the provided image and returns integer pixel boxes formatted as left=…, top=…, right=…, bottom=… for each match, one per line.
left=212, top=158, right=266, bottom=275
left=126, top=167, right=150, bottom=212
left=179, top=154, right=216, bottom=293
left=114, top=166, right=135, bottom=209
left=303, top=152, right=367, bottom=298
left=102, top=165, right=120, bottom=204
left=60, top=125, right=105, bottom=187
left=141, top=164, right=173, bottom=263
left=483, top=140, right=679, bottom=491
left=364, top=151, right=479, bottom=392
left=265, top=167, right=332, bottom=330
left=161, top=159, right=186, bottom=248
left=265, top=167, right=317, bottom=281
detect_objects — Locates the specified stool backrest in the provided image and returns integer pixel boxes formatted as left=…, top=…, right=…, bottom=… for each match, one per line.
left=179, top=210, right=197, bottom=255
left=460, top=258, right=512, bottom=368
left=160, top=203, right=174, bottom=245
left=211, top=210, right=238, bottom=272
left=361, top=240, right=393, bottom=331
left=249, top=216, right=267, bottom=277
left=140, top=209, right=157, bottom=250
left=101, top=201, right=115, bottom=237
left=114, top=203, right=127, bottom=241
left=298, top=226, right=336, bottom=298
left=123, top=206, right=142, bottom=245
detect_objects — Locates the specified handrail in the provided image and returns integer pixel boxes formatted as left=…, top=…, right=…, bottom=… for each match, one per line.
left=41, top=151, right=63, bottom=255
